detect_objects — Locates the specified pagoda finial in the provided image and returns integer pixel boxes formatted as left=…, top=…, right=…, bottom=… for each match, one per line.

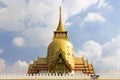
left=60, top=6, right=62, bottom=21
left=56, top=6, right=65, bottom=31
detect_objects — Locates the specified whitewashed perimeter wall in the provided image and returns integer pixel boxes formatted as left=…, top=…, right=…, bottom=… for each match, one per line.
left=1, top=71, right=120, bottom=80
left=0, top=73, right=91, bottom=80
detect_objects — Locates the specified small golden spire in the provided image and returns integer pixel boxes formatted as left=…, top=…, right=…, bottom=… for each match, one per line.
left=56, top=6, right=65, bottom=31
left=60, top=6, right=62, bottom=20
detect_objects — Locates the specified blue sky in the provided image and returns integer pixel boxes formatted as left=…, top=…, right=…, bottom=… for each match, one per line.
left=0, top=0, right=120, bottom=73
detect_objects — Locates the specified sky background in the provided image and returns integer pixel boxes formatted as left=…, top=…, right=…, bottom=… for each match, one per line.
left=0, top=0, right=120, bottom=73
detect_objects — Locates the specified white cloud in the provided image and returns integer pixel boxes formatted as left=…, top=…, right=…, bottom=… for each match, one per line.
left=64, top=22, right=72, bottom=28
left=81, top=12, right=106, bottom=26
left=85, top=12, right=105, bottom=23
left=83, top=41, right=102, bottom=57
left=103, top=36, right=120, bottom=57
left=63, top=0, right=98, bottom=16
left=4, top=60, right=28, bottom=73
left=97, top=0, right=112, bottom=9
left=75, top=41, right=102, bottom=61
left=0, top=0, right=26, bottom=31
left=0, top=48, right=3, bottom=55
left=97, top=0, right=108, bottom=9
left=97, top=36, right=120, bottom=71
left=0, top=0, right=100, bottom=47
left=0, top=0, right=110, bottom=47
left=0, top=59, right=28, bottom=73
left=75, top=36, right=120, bottom=72
left=22, top=27, right=52, bottom=47
left=13, top=37, right=25, bottom=47
left=0, top=58, right=5, bottom=73
left=0, top=0, right=60, bottom=31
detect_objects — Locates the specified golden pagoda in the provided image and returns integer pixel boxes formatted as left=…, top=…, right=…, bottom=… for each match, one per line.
left=27, top=6, right=95, bottom=75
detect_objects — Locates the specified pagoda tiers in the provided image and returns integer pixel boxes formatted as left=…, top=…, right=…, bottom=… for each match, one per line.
left=27, top=6, right=95, bottom=75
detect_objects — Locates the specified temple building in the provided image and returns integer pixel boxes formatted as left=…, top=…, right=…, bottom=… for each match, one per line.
left=1, top=6, right=120, bottom=80
left=27, top=6, right=95, bottom=76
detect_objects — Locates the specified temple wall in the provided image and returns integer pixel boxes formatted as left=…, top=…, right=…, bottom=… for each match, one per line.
left=0, top=73, right=120, bottom=80
left=0, top=73, right=91, bottom=80
left=97, top=74, right=120, bottom=80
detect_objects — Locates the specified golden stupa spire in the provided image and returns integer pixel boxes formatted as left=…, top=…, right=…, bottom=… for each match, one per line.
left=56, top=6, right=65, bottom=31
